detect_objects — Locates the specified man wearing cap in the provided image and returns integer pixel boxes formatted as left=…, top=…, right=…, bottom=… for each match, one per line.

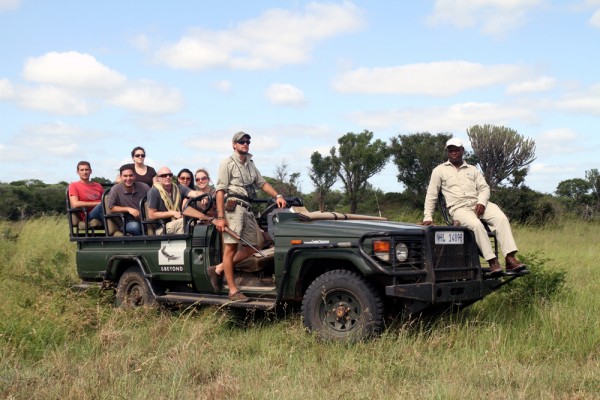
left=210, top=131, right=287, bottom=302
left=422, top=137, right=526, bottom=276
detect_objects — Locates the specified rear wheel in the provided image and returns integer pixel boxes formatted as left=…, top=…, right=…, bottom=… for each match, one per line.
left=115, top=267, right=156, bottom=308
left=301, top=270, right=384, bottom=341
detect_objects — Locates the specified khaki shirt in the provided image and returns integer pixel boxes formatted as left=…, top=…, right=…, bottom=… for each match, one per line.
left=215, top=152, right=267, bottom=199
left=423, top=161, right=490, bottom=221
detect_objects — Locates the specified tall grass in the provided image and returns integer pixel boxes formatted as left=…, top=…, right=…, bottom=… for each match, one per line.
left=0, top=216, right=598, bottom=399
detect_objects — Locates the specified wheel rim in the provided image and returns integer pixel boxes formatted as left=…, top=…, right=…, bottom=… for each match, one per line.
left=125, top=282, right=144, bottom=307
left=319, top=290, right=361, bottom=333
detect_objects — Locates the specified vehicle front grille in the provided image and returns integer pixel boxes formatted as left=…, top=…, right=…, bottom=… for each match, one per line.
left=429, top=229, right=477, bottom=282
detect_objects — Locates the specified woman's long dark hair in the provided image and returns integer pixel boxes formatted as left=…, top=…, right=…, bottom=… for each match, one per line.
left=177, top=168, right=195, bottom=189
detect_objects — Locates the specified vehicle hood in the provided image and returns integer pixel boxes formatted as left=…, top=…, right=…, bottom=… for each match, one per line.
left=274, top=218, right=426, bottom=241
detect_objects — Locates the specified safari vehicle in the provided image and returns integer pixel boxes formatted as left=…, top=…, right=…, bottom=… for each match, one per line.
left=71, top=193, right=528, bottom=341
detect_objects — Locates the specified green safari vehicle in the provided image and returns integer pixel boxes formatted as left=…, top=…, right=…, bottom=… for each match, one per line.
left=72, top=194, right=528, bottom=341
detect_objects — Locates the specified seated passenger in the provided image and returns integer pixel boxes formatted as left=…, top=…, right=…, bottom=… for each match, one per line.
left=147, top=166, right=210, bottom=234
left=107, top=164, right=150, bottom=236
left=177, top=168, right=195, bottom=190
left=68, top=161, right=104, bottom=224
left=115, top=146, right=157, bottom=187
left=194, top=168, right=217, bottom=218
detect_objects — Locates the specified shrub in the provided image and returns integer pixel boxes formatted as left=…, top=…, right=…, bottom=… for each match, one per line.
left=490, top=251, right=568, bottom=307
left=493, top=187, right=559, bottom=225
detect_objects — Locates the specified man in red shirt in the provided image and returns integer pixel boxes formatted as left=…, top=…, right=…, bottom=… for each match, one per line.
left=68, top=161, right=104, bottom=223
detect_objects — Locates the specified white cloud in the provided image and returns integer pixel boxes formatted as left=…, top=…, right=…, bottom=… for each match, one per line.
left=332, top=61, right=526, bottom=96
left=589, top=9, right=600, bottom=28
left=0, top=78, right=15, bottom=98
left=0, top=0, right=20, bottom=12
left=23, top=51, right=126, bottom=92
left=506, top=76, right=555, bottom=94
left=427, top=0, right=543, bottom=36
left=0, top=121, right=102, bottom=165
left=130, top=34, right=150, bottom=51
left=535, top=128, right=581, bottom=155
left=348, top=101, right=538, bottom=132
left=17, top=85, right=90, bottom=115
left=155, top=2, right=364, bottom=70
left=110, top=81, right=184, bottom=114
left=265, top=83, right=306, bottom=106
left=16, top=121, right=87, bottom=156
left=554, top=83, right=600, bottom=115
left=4, top=57, right=183, bottom=116
left=213, top=80, right=233, bottom=93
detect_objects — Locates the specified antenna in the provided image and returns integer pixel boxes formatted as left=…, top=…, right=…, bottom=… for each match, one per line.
left=374, top=190, right=382, bottom=218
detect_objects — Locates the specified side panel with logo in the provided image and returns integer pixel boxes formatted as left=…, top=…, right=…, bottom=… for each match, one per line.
left=150, top=239, right=192, bottom=282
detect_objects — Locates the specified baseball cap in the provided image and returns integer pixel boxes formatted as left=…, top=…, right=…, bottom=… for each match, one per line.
left=445, top=138, right=464, bottom=148
left=232, top=131, right=251, bottom=142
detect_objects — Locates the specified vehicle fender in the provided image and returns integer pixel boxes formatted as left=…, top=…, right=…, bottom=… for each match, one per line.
left=288, top=248, right=373, bottom=275
left=278, top=248, right=374, bottom=301
left=105, top=254, right=151, bottom=282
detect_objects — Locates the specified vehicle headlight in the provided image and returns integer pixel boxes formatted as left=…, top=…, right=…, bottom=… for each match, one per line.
left=395, top=242, right=409, bottom=262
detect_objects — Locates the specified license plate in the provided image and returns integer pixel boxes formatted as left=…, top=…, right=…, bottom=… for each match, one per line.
left=435, top=231, right=464, bottom=245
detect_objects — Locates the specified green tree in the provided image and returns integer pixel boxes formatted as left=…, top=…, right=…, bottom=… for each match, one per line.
left=467, top=124, right=536, bottom=189
left=556, top=178, right=591, bottom=205
left=493, top=186, right=558, bottom=225
left=308, top=151, right=338, bottom=211
left=92, top=176, right=113, bottom=185
left=272, top=160, right=302, bottom=198
left=585, top=168, right=600, bottom=204
left=390, top=132, right=451, bottom=208
left=331, top=130, right=389, bottom=213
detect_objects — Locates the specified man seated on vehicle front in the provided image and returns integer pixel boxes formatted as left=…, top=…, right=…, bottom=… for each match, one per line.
left=422, top=138, right=526, bottom=276
left=146, top=166, right=211, bottom=234
left=107, top=164, right=150, bottom=236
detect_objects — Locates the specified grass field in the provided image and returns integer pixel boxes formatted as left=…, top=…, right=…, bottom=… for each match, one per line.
left=0, top=216, right=598, bottom=399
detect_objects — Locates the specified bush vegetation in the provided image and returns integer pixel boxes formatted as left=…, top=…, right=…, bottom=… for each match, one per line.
left=0, top=215, right=598, bottom=399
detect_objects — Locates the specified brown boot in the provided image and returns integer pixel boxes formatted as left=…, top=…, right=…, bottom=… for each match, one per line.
left=505, top=255, right=526, bottom=273
left=207, top=266, right=223, bottom=292
left=487, top=258, right=502, bottom=276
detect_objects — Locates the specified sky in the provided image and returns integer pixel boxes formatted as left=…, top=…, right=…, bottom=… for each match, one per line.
left=1, top=0, right=600, bottom=195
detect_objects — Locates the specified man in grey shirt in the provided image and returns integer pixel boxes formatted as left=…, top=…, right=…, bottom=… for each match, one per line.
left=107, top=164, right=150, bottom=236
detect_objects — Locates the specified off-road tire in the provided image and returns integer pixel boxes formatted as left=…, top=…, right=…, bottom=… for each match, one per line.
left=301, top=270, right=384, bottom=341
left=115, top=267, right=156, bottom=309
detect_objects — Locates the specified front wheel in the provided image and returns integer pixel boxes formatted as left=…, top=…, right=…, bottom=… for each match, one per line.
left=301, top=270, right=384, bottom=342
left=115, top=267, right=156, bottom=309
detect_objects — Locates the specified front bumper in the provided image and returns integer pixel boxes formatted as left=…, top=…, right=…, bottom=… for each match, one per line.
left=385, top=280, right=493, bottom=304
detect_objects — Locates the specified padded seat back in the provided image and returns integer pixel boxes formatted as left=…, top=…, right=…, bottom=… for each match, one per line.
left=102, top=191, right=123, bottom=237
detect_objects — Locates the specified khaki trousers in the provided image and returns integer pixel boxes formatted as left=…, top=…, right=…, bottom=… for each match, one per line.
left=450, top=201, right=518, bottom=261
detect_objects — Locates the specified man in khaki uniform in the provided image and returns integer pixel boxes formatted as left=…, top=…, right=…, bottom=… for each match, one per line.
left=423, top=138, right=526, bottom=275
left=210, top=131, right=286, bottom=302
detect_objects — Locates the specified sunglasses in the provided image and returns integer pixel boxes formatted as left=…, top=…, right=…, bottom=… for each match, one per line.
left=179, top=176, right=191, bottom=181
left=236, top=140, right=251, bottom=145
left=134, top=154, right=146, bottom=158
left=195, top=177, right=209, bottom=182
left=158, top=173, right=173, bottom=178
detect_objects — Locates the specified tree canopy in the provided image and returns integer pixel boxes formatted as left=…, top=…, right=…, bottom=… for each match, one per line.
left=308, top=150, right=338, bottom=211
left=556, top=178, right=592, bottom=205
left=585, top=168, right=600, bottom=204
left=390, top=132, right=451, bottom=208
left=467, top=124, right=536, bottom=189
left=331, top=130, right=389, bottom=213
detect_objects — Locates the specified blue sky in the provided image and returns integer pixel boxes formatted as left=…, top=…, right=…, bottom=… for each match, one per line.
left=1, top=0, right=600, bottom=195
